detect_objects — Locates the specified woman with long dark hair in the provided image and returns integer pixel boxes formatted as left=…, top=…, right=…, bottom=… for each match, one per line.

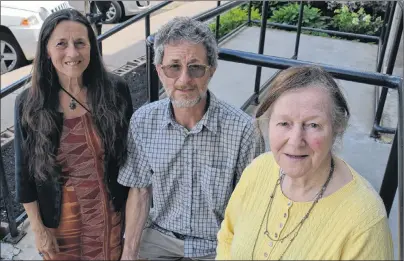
left=14, top=8, right=133, bottom=260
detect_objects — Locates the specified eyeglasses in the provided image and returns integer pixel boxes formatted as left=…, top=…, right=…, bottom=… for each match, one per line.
left=161, top=63, right=211, bottom=79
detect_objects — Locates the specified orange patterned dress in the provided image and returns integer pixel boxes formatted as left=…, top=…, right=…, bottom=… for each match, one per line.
left=50, top=112, right=123, bottom=260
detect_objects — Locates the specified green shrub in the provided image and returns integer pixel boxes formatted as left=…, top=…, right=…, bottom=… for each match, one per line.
left=269, top=3, right=329, bottom=29
left=331, top=5, right=383, bottom=35
left=209, top=7, right=261, bottom=38
left=327, top=1, right=388, bottom=17
left=244, top=1, right=289, bottom=16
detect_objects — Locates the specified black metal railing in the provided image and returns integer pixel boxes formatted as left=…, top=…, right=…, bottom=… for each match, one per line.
left=371, top=4, right=403, bottom=137
left=246, top=1, right=401, bottom=138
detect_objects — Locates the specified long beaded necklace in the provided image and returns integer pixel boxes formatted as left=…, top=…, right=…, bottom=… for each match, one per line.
left=251, top=158, right=335, bottom=260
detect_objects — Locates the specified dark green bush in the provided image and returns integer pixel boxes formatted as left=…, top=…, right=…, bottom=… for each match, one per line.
left=268, top=3, right=329, bottom=29
left=246, top=1, right=289, bottom=16
left=209, top=7, right=261, bottom=38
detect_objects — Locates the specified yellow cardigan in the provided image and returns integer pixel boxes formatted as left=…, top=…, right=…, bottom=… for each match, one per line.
left=216, top=153, right=393, bottom=260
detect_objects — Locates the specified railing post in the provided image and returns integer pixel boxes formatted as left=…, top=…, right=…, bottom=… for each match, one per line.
left=293, top=1, right=304, bottom=59
left=146, top=35, right=159, bottom=103
left=398, top=5, right=404, bottom=259
left=247, top=1, right=252, bottom=26
left=145, top=14, right=150, bottom=38
left=253, top=0, right=269, bottom=105
left=383, top=2, right=397, bottom=48
left=376, top=2, right=395, bottom=74
left=96, top=22, right=103, bottom=55
left=398, top=61, right=404, bottom=261
left=0, top=150, right=25, bottom=243
left=379, top=2, right=392, bottom=47
left=215, top=1, right=221, bottom=40
left=371, top=12, right=403, bottom=138
left=145, top=14, right=151, bottom=53
left=379, top=132, right=398, bottom=216
left=88, top=1, right=104, bottom=55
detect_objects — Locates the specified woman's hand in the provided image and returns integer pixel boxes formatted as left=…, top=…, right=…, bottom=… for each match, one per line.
left=33, top=226, right=59, bottom=260
left=22, top=202, right=59, bottom=260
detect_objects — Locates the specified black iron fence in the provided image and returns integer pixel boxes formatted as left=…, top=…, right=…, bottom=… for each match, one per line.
left=247, top=1, right=402, bottom=138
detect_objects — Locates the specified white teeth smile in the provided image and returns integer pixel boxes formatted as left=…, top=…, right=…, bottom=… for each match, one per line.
left=65, top=61, right=80, bottom=65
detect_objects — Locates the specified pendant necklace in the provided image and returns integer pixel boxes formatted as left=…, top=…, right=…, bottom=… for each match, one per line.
left=69, top=87, right=83, bottom=110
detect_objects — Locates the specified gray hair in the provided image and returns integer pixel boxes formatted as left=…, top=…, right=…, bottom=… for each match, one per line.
left=153, top=16, right=218, bottom=67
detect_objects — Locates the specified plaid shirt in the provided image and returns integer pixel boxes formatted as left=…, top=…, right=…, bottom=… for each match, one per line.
left=118, top=91, right=264, bottom=257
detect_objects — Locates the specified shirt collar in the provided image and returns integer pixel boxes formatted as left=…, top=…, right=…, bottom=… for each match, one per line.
left=159, top=90, right=219, bottom=134
left=160, top=98, right=173, bottom=130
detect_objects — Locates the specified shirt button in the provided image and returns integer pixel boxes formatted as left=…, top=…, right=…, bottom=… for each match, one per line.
left=280, top=223, right=283, bottom=228
left=269, top=241, right=273, bottom=247
left=284, top=213, right=288, bottom=218
left=274, top=233, right=278, bottom=238
left=264, top=252, right=268, bottom=258
left=287, top=201, right=292, bottom=206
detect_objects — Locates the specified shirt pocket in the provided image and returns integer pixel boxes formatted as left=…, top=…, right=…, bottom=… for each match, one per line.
left=200, top=165, right=233, bottom=221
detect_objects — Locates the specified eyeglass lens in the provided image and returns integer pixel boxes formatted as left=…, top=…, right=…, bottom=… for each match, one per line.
left=164, top=64, right=207, bottom=79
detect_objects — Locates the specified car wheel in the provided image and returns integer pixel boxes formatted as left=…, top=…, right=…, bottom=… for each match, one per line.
left=103, top=1, right=123, bottom=24
left=0, top=33, right=27, bottom=75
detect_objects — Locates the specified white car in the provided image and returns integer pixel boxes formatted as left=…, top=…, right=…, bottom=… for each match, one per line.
left=97, top=1, right=152, bottom=24
left=0, top=1, right=70, bottom=74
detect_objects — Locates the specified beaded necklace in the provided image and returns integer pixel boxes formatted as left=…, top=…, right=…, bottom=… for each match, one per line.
left=251, top=158, right=335, bottom=260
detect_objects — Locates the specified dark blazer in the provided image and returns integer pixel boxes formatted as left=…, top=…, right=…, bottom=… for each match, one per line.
left=14, top=73, right=133, bottom=228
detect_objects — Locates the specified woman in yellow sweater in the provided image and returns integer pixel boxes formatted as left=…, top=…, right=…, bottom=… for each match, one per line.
left=216, top=66, right=394, bottom=260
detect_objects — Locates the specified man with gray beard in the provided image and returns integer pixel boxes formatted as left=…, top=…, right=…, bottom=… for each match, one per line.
left=118, top=17, right=264, bottom=260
